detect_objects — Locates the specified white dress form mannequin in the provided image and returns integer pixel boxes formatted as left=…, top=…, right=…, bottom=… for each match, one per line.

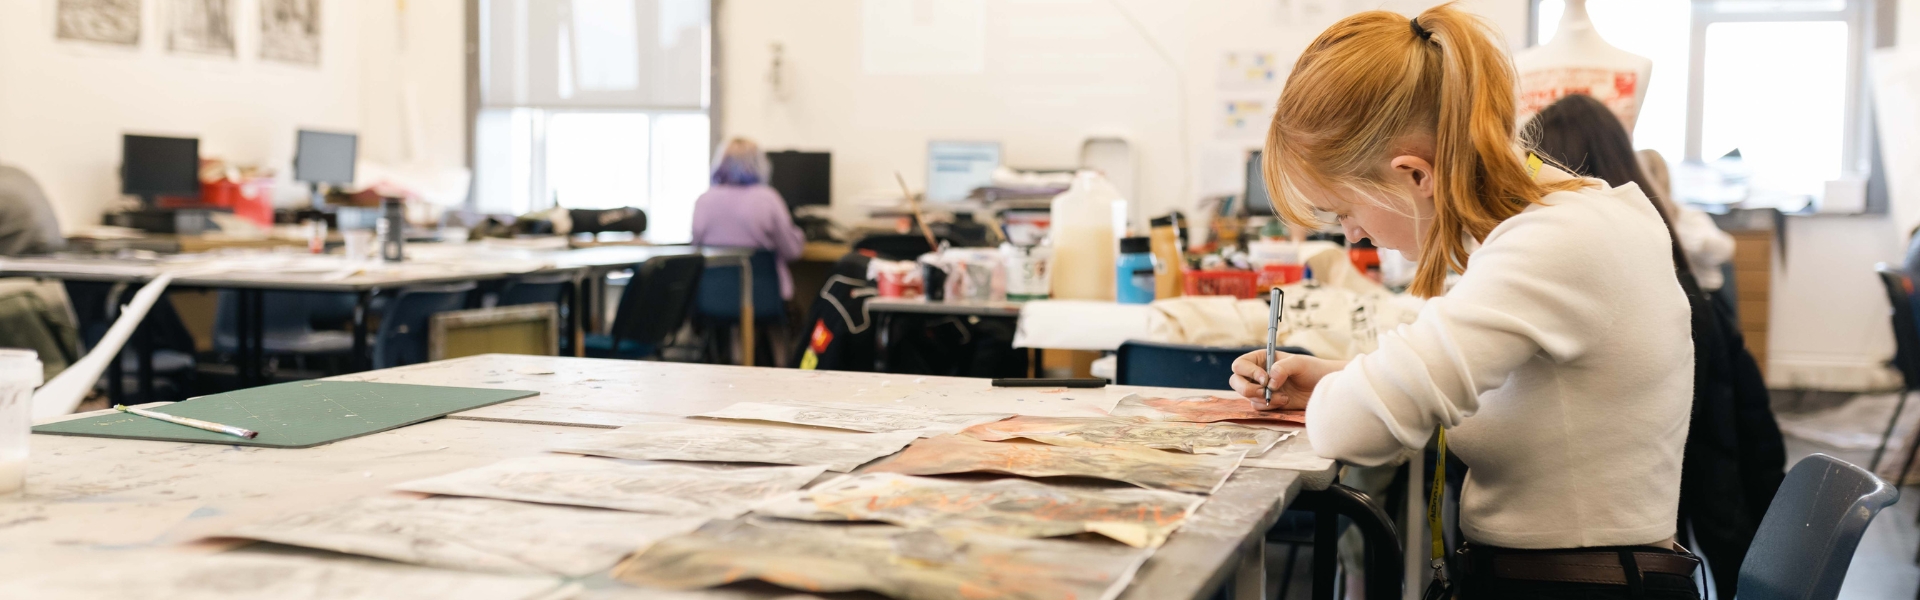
left=1513, top=0, right=1654, bottom=132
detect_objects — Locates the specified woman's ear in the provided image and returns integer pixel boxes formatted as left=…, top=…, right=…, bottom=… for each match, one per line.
left=1388, top=155, right=1436, bottom=200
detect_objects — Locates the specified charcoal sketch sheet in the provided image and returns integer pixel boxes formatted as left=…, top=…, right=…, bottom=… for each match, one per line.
left=961, top=415, right=1291, bottom=455
left=755, top=473, right=1205, bottom=548
left=224, top=496, right=705, bottom=576
left=259, top=0, right=320, bottom=65
left=867, top=434, right=1245, bottom=494
left=55, top=0, right=140, bottom=46
left=551, top=421, right=919, bottom=472
left=167, top=0, right=235, bottom=56
left=0, top=551, right=563, bottom=600
left=1109, top=394, right=1306, bottom=424
left=696, top=400, right=1013, bottom=435
left=616, top=518, right=1151, bottom=600
left=394, top=455, right=825, bottom=518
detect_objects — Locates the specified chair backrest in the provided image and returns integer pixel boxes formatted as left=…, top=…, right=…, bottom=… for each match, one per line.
left=1114, top=340, right=1312, bottom=391
left=694, top=250, right=783, bottom=321
left=1874, top=264, right=1920, bottom=391
left=373, top=281, right=478, bottom=369
left=611, top=254, right=706, bottom=348
left=212, top=290, right=318, bottom=349
left=1737, top=454, right=1896, bottom=600
left=495, top=271, right=574, bottom=308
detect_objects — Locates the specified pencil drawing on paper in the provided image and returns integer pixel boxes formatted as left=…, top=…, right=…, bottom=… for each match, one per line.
left=867, top=434, right=1246, bottom=494
left=615, top=518, right=1152, bottom=600
left=0, top=552, right=563, bottom=600
left=167, top=0, right=235, bottom=56
left=55, top=0, right=140, bottom=46
left=259, top=0, right=320, bottom=65
left=1109, top=394, right=1306, bottom=424
left=394, top=456, right=825, bottom=518
left=224, top=496, right=705, bottom=576
left=696, top=400, right=1014, bottom=434
left=962, top=415, right=1292, bottom=455
left=755, top=472, right=1206, bottom=548
left=551, top=420, right=920, bottom=472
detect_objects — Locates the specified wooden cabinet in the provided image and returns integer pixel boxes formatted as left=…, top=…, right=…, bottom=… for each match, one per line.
left=1729, top=230, right=1773, bottom=375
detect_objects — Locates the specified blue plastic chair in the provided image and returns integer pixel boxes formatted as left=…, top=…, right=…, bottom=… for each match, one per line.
left=1736, top=454, right=1896, bottom=600
left=1114, top=340, right=1312, bottom=390
left=214, top=291, right=354, bottom=356
left=496, top=271, right=574, bottom=308
left=694, top=250, right=784, bottom=363
left=371, top=282, right=478, bottom=369
left=585, top=254, right=705, bottom=359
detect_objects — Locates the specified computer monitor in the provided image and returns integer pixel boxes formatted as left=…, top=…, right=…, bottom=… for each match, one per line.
left=121, top=134, right=201, bottom=204
left=1244, top=149, right=1274, bottom=217
left=294, top=129, right=357, bottom=186
left=766, top=150, right=830, bottom=210
left=926, top=140, right=1001, bottom=202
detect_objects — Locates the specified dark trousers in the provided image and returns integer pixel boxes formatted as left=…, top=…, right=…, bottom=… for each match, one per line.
left=1460, top=545, right=1702, bottom=600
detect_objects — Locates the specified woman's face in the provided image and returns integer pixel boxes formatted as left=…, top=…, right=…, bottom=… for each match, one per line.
left=1296, top=155, right=1435, bottom=253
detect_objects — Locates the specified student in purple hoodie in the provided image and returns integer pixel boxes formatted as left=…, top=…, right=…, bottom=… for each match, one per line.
left=690, top=138, right=806, bottom=299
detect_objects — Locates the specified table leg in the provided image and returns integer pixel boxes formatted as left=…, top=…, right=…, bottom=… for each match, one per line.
left=874, top=312, right=891, bottom=373
left=568, top=277, right=584, bottom=357
left=1233, top=541, right=1267, bottom=600
left=235, top=288, right=254, bottom=387
left=739, top=259, right=755, bottom=367
left=136, top=308, right=154, bottom=401
left=248, top=289, right=266, bottom=386
left=351, top=290, right=371, bottom=371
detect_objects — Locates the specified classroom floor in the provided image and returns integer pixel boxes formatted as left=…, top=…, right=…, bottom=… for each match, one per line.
left=1778, top=391, right=1920, bottom=600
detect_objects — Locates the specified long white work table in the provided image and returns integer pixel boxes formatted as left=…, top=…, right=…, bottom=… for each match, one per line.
left=0, top=355, right=1335, bottom=599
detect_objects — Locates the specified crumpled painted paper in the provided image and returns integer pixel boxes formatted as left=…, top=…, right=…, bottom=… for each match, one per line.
left=393, top=455, right=825, bottom=518
left=1109, top=394, right=1306, bottom=424
left=614, top=518, right=1150, bottom=600
left=961, top=415, right=1291, bottom=455
left=865, top=434, right=1244, bottom=494
left=551, top=420, right=919, bottom=472
left=754, top=472, right=1203, bottom=548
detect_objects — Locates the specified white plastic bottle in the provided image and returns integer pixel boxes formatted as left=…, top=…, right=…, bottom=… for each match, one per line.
left=0, top=349, right=42, bottom=496
left=1049, top=171, right=1120, bottom=300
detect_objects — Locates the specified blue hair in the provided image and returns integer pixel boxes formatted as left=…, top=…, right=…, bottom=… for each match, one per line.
left=711, top=155, right=763, bottom=186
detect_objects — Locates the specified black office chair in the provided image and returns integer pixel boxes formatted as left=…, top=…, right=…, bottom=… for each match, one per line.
left=586, top=254, right=706, bottom=360
left=1871, top=264, right=1920, bottom=482
left=372, top=282, right=479, bottom=369
left=65, top=281, right=197, bottom=403
left=851, top=234, right=952, bottom=261
left=496, top=271, right=574, bottom=308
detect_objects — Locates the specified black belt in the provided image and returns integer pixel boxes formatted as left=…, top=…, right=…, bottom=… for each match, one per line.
left=1464, top=544, right=1701, bottom=585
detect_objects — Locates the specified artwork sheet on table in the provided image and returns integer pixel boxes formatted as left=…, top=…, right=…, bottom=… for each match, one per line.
left=754, top=472, right=1205, bottom=548
left=0, top=550, right=565, bottom=600
left=616, top=518, right=1151, bottom=600
left=393, top=455, right=825, bottom=518
left=961, top=415, right=1292, bottom=455
left=577, top=588, right=829, bottom=600
left=867, top=434, right=1245, bottom=494
left=1109, top=394, right=1306, bottom=424
left=551, top=420, right=920, bottom=473
left=694, top=400, right=1014, bottom=435
left=223, top=495, right=705, bottom=576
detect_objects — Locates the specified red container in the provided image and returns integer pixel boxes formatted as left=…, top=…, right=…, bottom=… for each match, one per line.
left=1184, top=269, right=1260, bottom=299
left=1258, top=264, right=1304, bottom=288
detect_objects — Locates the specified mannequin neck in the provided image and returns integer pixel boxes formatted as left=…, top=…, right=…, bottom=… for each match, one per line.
left=1551, top=0, right=1600, bottom=43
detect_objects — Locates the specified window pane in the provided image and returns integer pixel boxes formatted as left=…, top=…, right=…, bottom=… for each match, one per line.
left=545, top=112, right=651, bottom=210
left=647, top=113, right=709, bottom=244
left=1534, top=0, right=1691, bottom=161
left=1700, top=21, right=1848, bottom=204
left=474, top=108, right=538, bottom=215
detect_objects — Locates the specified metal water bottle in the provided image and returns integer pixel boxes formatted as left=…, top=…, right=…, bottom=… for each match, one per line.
left=378, top=199, right=404, bottom=262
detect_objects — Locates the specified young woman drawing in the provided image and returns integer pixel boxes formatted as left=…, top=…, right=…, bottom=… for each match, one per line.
left=1228, top=5, right=1698, bottom=598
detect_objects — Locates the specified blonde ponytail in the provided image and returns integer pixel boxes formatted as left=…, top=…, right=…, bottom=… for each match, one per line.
left=1262, top=3, right=1587, bottom=297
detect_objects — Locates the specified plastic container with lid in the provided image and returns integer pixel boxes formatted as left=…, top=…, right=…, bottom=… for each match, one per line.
left=0, top=349, right=41, bottom=496
left=1116, top=236, right=1155, bottom=304
left=1048, top=171, right=1119, bottom=300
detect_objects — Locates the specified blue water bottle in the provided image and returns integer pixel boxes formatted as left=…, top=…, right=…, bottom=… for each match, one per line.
left=1116, top=236, right=1155, bottom=304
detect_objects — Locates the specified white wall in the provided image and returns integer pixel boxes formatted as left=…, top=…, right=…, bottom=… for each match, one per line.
left=0, top=0, right=471, bottom=233
left=719, top=0, right=1527, bottom=229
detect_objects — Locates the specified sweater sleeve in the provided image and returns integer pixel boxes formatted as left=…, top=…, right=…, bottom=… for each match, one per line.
left=761, top=188, right=806, bottom=263
left=1304, top=202, right=1623, bottom=465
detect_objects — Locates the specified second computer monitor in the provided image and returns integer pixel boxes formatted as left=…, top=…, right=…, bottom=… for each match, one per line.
left=926, top=140, right=1000, bottom=203
left=294, top=129, right=357, bottom=186
left=766, top=150, right=830, bottom=210
left=122, top=134, right=202, bottom=203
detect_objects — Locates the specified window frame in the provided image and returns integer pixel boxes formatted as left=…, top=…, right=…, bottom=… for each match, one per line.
left=1528, top=0, right=1883, bottom=212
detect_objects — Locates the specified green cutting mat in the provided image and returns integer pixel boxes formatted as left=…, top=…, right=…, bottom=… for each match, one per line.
left=33, top=381, right=539, bottom=448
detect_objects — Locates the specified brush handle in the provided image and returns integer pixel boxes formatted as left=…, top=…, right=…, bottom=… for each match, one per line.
left=118, top=405, right=259, bottom=439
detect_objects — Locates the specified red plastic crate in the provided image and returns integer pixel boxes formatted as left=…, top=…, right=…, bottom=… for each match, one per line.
left=1184, top=269, right=1260, bottom=299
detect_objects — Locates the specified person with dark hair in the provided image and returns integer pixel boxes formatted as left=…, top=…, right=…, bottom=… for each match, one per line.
left=1528, top=92, right=1785, bottom=600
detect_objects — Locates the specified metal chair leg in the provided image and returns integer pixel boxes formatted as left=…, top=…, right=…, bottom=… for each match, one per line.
left=1873, top=390, right=1913, bottom=471
left=1290, top=484, right=1403, bottom=600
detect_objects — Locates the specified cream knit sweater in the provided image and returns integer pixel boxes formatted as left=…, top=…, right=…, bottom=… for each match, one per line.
left=1305, top=170, right=1694, bottom=549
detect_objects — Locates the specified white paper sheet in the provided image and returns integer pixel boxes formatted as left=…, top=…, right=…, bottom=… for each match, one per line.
left=552, top=421, right=919, bottom=472
left=394, top=456, right=824, bottom=518
left=33, top=274, right=172, bottom=421
left=695, top=400, right=1012, bottom=435
left=0, top=551, right=564, bottom=600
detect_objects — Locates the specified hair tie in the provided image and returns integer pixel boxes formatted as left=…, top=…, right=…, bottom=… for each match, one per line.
left=1410, top=17, right=1433, bottom=41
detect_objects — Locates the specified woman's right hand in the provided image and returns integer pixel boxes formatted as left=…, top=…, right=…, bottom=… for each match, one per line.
left=1229, top=350, right=1346, bottom=411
